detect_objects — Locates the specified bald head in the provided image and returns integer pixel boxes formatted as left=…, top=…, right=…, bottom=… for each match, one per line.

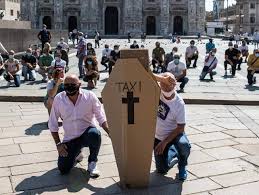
left=64, top=74, right=81, bottom=85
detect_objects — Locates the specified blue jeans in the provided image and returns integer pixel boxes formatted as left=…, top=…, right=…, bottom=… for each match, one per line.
left=78, top=54, right=85, bottom=77
left=58, top=127, right=101, bottom=174
left=154, top=133, right=191, bottom=173
left=22, top=65, right=36, bottom=80
left=4, top=74, right=21, bottom=87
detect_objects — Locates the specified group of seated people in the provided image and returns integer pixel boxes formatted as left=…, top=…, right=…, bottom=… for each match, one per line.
left=0, top=38, right=69, bottom=87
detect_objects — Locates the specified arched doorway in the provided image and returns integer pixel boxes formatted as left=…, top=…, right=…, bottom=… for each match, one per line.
left=42, top=16, right=52, bottom=29
left=146, top=16, right=156, bottom=35
left=68, top=16, right=77, bottom=32
left=105, top=7, right=119, bottom=35
left=174, top=16, right=183, bottom=35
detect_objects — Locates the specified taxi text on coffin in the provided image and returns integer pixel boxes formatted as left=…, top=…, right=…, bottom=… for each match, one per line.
left=102, top=49, right=160, bottom=188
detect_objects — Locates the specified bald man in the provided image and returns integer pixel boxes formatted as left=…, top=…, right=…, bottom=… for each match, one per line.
left=48, top=74, right=109, bottom=177
left=154, top=72, right=191, bottom=181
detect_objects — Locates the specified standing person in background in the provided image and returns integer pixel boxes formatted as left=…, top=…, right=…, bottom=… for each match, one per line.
left=38, top=24, right=52, bottom=52
left=76, top=32, right=87, bottom=79
left=128, top=32, right=131, bottom=43
left=94, top=31, right=101, bottom=49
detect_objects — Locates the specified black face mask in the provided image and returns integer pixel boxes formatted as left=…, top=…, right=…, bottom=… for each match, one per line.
left=64, top=84, right=80, bottom=96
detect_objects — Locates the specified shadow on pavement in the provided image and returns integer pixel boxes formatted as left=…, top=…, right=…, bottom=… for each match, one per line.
left=15, top=167, right=115, bottom=194
left=26, top=80, right=43, bottom=85
left=15, top=168, right=183, bottom=194
left=245, top=84, right=259, bottom=91
left=25, top=122, right=49, bottom=136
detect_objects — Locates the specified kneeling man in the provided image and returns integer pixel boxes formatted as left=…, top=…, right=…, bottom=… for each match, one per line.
left=154, top=72, right=191, bottom=181
left=48, top=74, right=109, bottom=177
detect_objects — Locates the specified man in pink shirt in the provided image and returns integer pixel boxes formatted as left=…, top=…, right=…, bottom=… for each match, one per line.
left=48, top=74, right=109, bottom=177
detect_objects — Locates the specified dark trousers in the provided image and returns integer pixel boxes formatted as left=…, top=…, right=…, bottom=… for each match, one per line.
left=58, top=127, right=101, bottom=174
left=154, top=133, right=191, bottom=174
left=0, top=68, right=5, bottom=76
left=186, top=55, right=198, bottom=68
left=178, top=77, right=189, bottom=89
left=224, top=61, right=237, bottom=76
left=41, top=41, right=47, bottom=52
left=237, top=58, right=243, bottom=69
left=101, top=56, right=109, bottom=69
left=95, top=40, right=100, bottom=48
left=247, top=70, right=259, bottom=85
left=4, top=74, right=21, bottom=87
left=108, top=62, right=115, bottom=75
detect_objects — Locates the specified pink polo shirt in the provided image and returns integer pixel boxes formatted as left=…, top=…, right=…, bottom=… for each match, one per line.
left=48, top=89, right=107, bottom=142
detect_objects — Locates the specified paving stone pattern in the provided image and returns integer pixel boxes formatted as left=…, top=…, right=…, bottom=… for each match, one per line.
left=0, top=102, right=259, bottom=194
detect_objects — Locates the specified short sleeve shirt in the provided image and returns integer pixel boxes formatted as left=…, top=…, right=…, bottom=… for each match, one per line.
left=225, top=48, right=240, bottom=63
left=39, top=54, right=54, bottom=67
left=46, top=79, right=64, bottom=98
left=51, top=59, right=66, bottom=70
left=156, top=93, right=186, bottom=141
left=5, top=59, right=19, bottom=73
left=186, top=46, right=198, bottom=58
left=167, top=61, right=186, bottom=77
left=22, top=54, right=36, bottom=64
left=152, top=47, right=165, bottom=61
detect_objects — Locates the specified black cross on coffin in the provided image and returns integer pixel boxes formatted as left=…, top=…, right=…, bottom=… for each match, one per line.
left=122, top=91, right=140, bottom=124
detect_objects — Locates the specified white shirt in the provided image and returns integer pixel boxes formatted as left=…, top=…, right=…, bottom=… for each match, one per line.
left=167, top=61, right=186, bottom=77
left=156, top=93, right=186, bottom=141
left=102, top=48, right=112, bottom=57
left=51, top=59, right=66, bottom=70
left=239, top=45, right=248, bottom=53
left=186, top=46, right=198, bottom=58
left=204, top=55, right=218, bottom=69
left=57, top=42, right=69, bottom=50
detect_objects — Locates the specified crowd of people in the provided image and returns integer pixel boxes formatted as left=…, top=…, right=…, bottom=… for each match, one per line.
left=2, top=27, right=259, bottom=183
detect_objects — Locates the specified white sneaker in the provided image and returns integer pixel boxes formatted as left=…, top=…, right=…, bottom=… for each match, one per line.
left=75, top=152, right=84, bottom=163
left=224, top=71, right=227, bottom=76
left=6, top=81, right=11, bottom=87
left=88, top=161, right=100, bottom=178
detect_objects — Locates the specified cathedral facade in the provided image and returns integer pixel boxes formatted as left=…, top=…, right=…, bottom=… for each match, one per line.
left=20, top=0, right=205, bottom=36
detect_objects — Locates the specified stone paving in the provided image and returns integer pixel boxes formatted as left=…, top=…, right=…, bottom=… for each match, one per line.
left=1, top=39, right=259, bottom=103
left=0, top=102, right=259, bottom=194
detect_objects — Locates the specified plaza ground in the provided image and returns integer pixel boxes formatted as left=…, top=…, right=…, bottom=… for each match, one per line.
left=0, top=103, right=259, bottom=194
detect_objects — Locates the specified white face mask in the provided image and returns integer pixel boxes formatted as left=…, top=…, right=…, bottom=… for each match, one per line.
left=229, top=46, right=233, bottom=49
left=161, top=89, right=175, bottom=98
left=211, top=52, right=216, bottom=56
left=255, top=53, right=259, bottom=58
left=78, top=36, right=83, bottom=39
left=9, top=55, right=14, bottom=59
left=115, top=49, right=119, bottom=53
